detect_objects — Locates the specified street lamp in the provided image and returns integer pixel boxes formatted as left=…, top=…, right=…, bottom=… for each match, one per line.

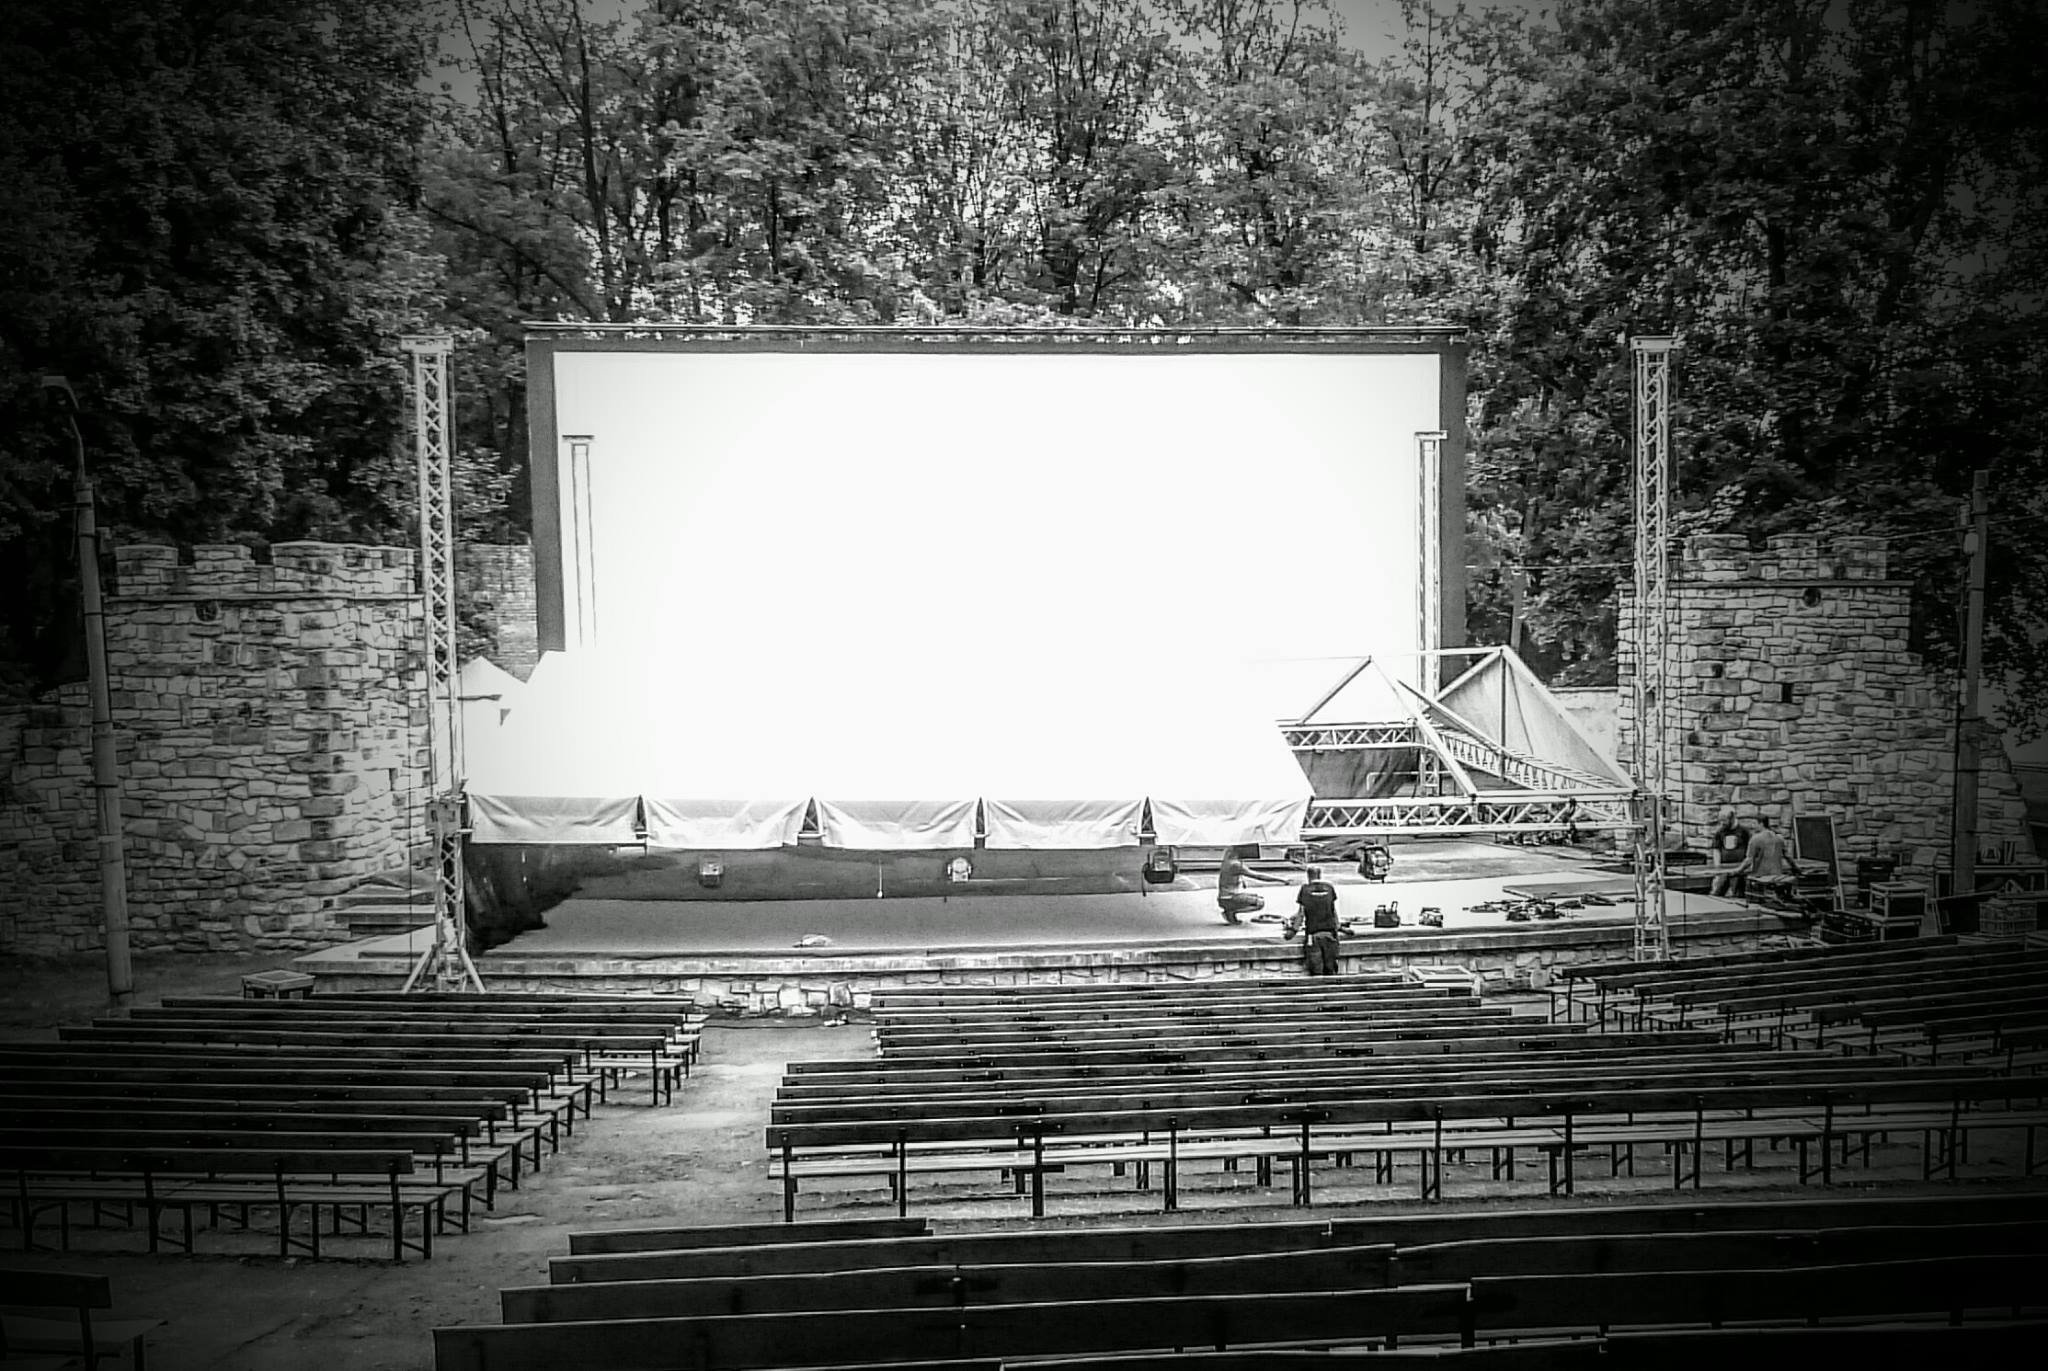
left=41, top=375, right=133, bottom=1008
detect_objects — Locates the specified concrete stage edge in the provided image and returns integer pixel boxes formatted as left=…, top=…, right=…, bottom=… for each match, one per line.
left=297, top=844, right=1799, bottom=1013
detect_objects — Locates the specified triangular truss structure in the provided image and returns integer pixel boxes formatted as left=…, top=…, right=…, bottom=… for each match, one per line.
left=1287, top=647, right=1636, bottom=838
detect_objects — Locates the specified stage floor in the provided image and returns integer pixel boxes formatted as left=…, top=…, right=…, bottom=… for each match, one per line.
left=461, top=841, right=1760, bottom=960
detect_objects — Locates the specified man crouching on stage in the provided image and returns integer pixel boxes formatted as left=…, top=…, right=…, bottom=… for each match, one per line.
left=1285, top=867, right=1342, bottom=976
left=1216, top=846, right=1290, bottom=924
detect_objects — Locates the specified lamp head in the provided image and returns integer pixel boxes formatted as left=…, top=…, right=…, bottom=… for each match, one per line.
left=39, top=375, right=78, bottom=409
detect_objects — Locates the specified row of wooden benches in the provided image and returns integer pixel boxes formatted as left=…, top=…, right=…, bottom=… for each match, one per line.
left=1552, top=939, right=2048, bottom=1061
left=0, top=992, right=706, bottom=1261
left=431, top=1194, right=2048, bottom=1371
left=773, top=1038, right=2048, bottom=1215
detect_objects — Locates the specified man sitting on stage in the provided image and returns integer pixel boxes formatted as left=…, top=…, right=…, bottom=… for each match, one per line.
left=1727, top=811, right=1801, bottom=907
left=1287, top=867, right=1342, bottom=976
left=1216, top=846, right=1289, bottom=924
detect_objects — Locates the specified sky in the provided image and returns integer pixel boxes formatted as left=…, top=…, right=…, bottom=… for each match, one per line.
left=424, top=1, right=1553, bottom=100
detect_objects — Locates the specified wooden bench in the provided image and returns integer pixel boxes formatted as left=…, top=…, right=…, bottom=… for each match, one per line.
left=767, top=1075, right=2048, bottom=1217
left=1, top=1145, right=437, bottom=1262
left=507, top=1243, right=1401, bottom=1323
left=0, top=1054, right=586, bottom=1158
left=0, top=1268, right=158, bottom=1370
left=1466, top=1252, right=2047, bottom=1333
left=549, top=1191, right=2048, bottom=1285
left=566, top=1217, right=930, bottom=1256
left=434, top=1284, right=1475, bottom=1371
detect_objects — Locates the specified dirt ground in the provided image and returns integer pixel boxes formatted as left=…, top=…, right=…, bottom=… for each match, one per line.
left=4, top=951, right=2042, bottom=1370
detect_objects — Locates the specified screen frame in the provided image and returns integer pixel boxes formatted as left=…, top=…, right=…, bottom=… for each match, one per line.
left=523, top=324, right=1469, bottom=657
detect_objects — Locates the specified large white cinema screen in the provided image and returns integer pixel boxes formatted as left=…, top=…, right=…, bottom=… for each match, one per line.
left=529, top=331, right=1463, bottom=711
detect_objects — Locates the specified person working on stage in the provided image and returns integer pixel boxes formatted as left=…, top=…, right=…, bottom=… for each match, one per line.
left=1216, top=846, right=1289, bottom=924
left=1726, top=811, right=1800, bottom=905
left=1707, top=805, right=1753, bottom=899
left=1286, top=866, right=1342, bottom=976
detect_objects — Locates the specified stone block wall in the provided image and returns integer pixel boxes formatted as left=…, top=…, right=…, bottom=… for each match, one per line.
left=0, top=543, right=428, bottom=955
left=0, top=685, right=102, bottom=954
left=1618, top=534, right=2034, bottom=869
left=458, top=543, right=537, bottom=679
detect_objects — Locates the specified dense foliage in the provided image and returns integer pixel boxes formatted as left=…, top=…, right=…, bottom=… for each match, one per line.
left=3, top=0, right=2042, bottom=731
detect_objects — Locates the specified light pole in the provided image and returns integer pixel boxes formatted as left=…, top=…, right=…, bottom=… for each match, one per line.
left=41, top=375, right=133, bottom=1008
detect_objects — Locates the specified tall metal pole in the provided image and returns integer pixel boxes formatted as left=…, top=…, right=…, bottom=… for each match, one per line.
left=43, top=376, right=133, bottom=1008
left=1952, top=469, right=1990, bottom=902
left=399, top=335, right=481, bottom=993
left=1416, top=431, right=1446, bottom=700
left=1630, top=337, right=1677, bottom=962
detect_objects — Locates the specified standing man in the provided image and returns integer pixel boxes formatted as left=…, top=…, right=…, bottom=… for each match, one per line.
left=1707, top=805, right=1753, bottom=899
left=1216, top=845, right=1288, bottom=924
left=1288, top=866, right=1342, bottom=976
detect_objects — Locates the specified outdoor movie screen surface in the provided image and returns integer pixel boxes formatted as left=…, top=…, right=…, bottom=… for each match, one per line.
left=525, top=329, right=1465, bottom=713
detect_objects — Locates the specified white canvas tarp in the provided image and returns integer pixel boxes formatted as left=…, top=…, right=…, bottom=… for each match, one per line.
left=465, top=634, right=1311, bottom=850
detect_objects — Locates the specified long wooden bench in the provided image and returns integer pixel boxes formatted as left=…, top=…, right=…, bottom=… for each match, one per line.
left=1555, top=943, right=2042, bottom=1036
left=435, top=1284, right=1476, bottom=1371
left=0, top=1267, right=159, bottom=1370
left=768, top=1051, right=1931, bottom=1117
left=0, top=1076, right=557, bottom=1158
left=132, top=1004, right=704, bottom=1086
left=566, top=1217, right=930, bottom=1256
left=549, top=1192, right=2048, bottom=1284
left=1550, top=939, right=1975, bottom=1023
left=787, top=1029, right=1695, bottom=1082
left=0, top=1145, right=439, bottom=1261
left=55, top=1024, right=681, bottom=1106
left=766, top=1076, right=2048, bottom=1217
left=439, top=1249, right=2048, bottom=1371
left=774, top=1045, right=1775, bottom=1103
left=509, top=1218, right=2048, bottom=1325
left=508, top=1243, right=1401, bottom=1322
left=0, top=1057, right=590, bottom=1152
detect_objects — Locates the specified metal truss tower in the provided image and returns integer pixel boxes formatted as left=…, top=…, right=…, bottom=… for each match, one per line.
left=1630, top=337, right=1677, bottom=961
left=400, top=334, right=483, bottom=993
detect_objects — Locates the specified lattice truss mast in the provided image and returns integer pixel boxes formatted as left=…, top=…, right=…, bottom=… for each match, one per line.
left=1629, top=338, right=1675, bottom=960
left=400, top=334, right=482, bottom=992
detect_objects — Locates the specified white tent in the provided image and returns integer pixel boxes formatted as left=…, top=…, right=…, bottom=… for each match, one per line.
left=465, top=634, right=1313, bottom=850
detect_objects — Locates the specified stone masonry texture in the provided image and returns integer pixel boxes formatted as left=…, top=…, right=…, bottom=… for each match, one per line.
left=1, top=542, right=430, bottom=955
left=458, top=542, right=537, bottom=679
left=1617, top=533, right=2036, bottom=872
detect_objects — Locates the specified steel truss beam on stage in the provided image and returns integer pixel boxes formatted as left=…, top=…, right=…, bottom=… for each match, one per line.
left=1303, top=794, right=1634, bottom=837
left=1282, top=722, right=1617, bottom=797
left=1282, top=645, right=1632, bottom=840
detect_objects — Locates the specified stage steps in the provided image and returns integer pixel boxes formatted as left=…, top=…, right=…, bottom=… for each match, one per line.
left=333, top=870, right=437, bottom=937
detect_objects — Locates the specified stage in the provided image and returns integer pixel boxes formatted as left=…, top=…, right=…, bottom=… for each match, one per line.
left=297, top=841, right=1792, bottom=1011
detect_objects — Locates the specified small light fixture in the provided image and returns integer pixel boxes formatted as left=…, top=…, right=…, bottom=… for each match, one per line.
left=1142, top=848, right=1178, bottom=884
left=697, top=857, right=724, bottom=889
left=946, top=856, right=973, bottom=883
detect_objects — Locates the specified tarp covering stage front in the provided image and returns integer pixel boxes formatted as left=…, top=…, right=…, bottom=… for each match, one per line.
left=464, top=635, right=1314, bottom=851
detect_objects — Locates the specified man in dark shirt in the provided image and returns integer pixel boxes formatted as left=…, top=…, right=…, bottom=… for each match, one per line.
left=1290, top=866, right=1341, bottom=976
left=1708, top=805, right=1754, bottom=899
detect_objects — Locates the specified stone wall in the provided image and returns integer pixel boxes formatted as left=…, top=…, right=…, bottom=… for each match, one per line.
left=1618, top=534, right=2034, bottom=870
left=0, top=543, right=428, bottom=955
left=458, top=543, right=537, bottom=679
left=0, top=685, right=102, bottom=954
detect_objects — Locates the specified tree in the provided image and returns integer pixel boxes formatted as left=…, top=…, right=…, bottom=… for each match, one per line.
left=1448, top=0, right=2048, bottom=725
left=0, top=0, right=439, bottom=690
